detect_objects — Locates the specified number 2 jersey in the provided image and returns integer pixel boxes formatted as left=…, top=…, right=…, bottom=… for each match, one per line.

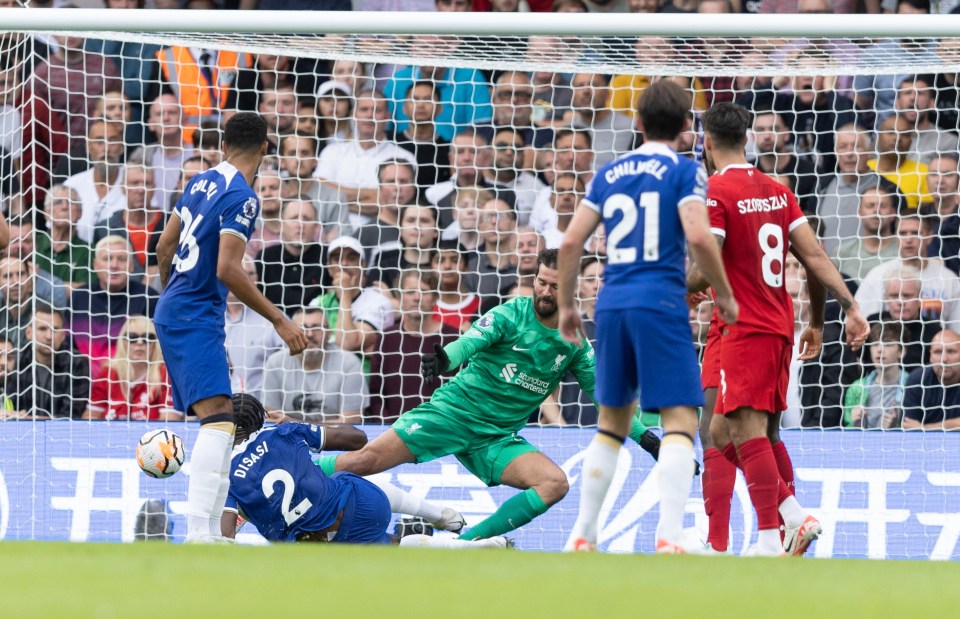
left=225, top=423, right=350, bottom=542
left=154, top=161, right=260, bottom=328
left=582, top=141, right=708, bottom=314
left=708, top=164, right=807, bottom=341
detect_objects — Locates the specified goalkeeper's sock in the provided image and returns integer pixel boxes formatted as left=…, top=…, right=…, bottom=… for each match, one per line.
left=208, top=441, right=235, bottom=537
left=458, top=488, right=548, bottom=541
left=702, top=447, right=735, bottom=552
left=656, top=434, right=695, bottom=544
left=736, top=437, right=780, bottom=533
left=317, top=454, right=338, bottom=476
left=185, top=426, right=233, bottom=540
left=566, top=432, right=623, bottom=547
left=771, top=440, right=795, bottom=495
left=628, top=417, right=649, bottom=445
left=367, top=479, right=443, bottom=522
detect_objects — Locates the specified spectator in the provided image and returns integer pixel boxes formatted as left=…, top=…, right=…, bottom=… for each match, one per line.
left=63, top=119, right=126, bottom=244
left=256, top=198, right=325, bottom=315
left=564, top=73, right=636, bottom=169
left=382, top=37, right=493, bottom=142
left=83, top=315, right=180, bottom=421
left=53, top=89, right=133, bottom=182
left=3, top=303, right=89, bottom=420
left=32, top=33, right=123, bottom=148
left=482, top=127, right=546, bottom=226
left=246, top=168, right=283, bottom=257
left=92, top=160, right=166, bottom=278
left=35, top=183, right=92, bottom=287
left=308, top=235, right=396, bottom=357
left=223, top=255, right=283, bottom=403
left=0, top=210, right=6, bottom=253
left=354, top=159, right=417, bottom=264
left=537, top=173, right=585, bottom=249
left=903, top=329, right=960, bottom=429
left=512, top=225, right=545, bottom=289
left=277, top=134, right=321, bottom=201
left=817, top=124, right=881, bottom=257
left=395, top=80, right=452, bottom=189
left=835, top=185, right=900, bottom=283
left=71, top=235, right=158, bottom=379
left=530, top=128, right=594, bottom=230
left=866, top=266, right=942, bottom=372
left=368, top=269, right=460, bottom=423
left=526, top=47, right=573, bottom=127
left=932, top=37, right=960, bottom=133
left=926, top=154, right=960, bottom=273
left=0, top=336, right=14, bottom=413
left=432, top=241, right=480, bottom=332
left=0, top=257, right=41, bottom=351
left=853, top=38, right=936, bottom=121
left=856, top=213, right=960, bottom=331
left=191, top=120, right=223, bottom=166
left=4, top=217, right=69, bottom=308
left=843, top=322, right=908, bottom=429
left=368, top=203, right=439, bottom=293
left=258, top=84, right=299, bottom=152
left=440, top=186, right=489, bottom=251
left=234, top=53, right=326, bottom=111
left=478, top=71, right=553, bottom=156
left=749, top=108, right=819, bottom=212
left=262, top=306, right=366, bottom=423
left=133, top=94, right=195, bottom=212
left=868, top=113, right=931, bottom=209
left=315, top=79, right=354, bottom=152
left=468, top=197, right=518, bottom=313
left=895, top=75, right=960, bottom=165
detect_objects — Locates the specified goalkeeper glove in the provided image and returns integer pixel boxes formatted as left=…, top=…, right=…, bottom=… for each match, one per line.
left=638, top=430, right=701, bottom=476
left=421, top=343, right=449, bottom=384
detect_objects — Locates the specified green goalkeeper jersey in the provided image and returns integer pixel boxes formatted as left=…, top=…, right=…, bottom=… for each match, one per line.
left=431, top=296, right=595, bottom=435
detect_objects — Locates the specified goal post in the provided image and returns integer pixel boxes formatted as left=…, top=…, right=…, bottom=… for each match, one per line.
left=0, top=9, right=959, bottom=558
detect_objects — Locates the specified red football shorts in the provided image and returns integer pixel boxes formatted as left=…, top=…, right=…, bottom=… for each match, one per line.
left=716, top=328, right=791, bottom=416
left=700, top=321, right=722, bottom=391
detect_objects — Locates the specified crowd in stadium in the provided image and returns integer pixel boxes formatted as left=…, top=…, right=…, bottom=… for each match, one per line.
left=0, top=0, right=959, bottom=430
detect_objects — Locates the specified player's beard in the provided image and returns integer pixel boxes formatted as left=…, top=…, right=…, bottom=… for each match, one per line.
left=534, top=294, right=557, bottom=318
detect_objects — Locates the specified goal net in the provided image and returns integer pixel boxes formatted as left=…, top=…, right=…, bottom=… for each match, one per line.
left=0, top=8, right=958, bottom=558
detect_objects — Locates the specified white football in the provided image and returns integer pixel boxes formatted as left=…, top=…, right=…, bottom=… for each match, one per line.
left=136, top=430, right=186, bottom=479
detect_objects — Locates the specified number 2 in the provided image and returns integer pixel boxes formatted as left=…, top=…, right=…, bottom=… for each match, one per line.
left=603, top=192, right=659, bottom=265
left=262, top=469, right=313, bottom=526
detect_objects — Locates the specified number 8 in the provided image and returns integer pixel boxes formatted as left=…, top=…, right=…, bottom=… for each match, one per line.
left=758, top=223, right=783, bottom=288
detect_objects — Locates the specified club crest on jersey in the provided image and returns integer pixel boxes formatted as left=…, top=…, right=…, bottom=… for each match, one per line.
left=242, top=198, right=257, bottom=218
left=551, top=354, right=567, bottom=372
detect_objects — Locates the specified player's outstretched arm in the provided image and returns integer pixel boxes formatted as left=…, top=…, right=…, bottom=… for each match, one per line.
left=680, top=200, right=738, bottom=324
left=220, top=510, right=238, bottom=539
left=789, top=223, right=869, bottom=350
left=557, top=205, right=602, bottom=344
left=322, top=424, right=368, bottom=451
left=155, top=211, right=182, bottom=290
left=218, top=234, right=308, bottom=355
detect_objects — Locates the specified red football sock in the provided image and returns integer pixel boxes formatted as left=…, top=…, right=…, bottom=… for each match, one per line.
left=771, top=441, right=795, bottom=496
left=721, top=442, right=740, bottom=468
left=702, top=447, right=736, bottom=552
left=736, top=437, right=780, bottom=531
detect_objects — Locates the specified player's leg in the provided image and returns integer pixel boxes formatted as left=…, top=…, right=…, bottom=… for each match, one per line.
left=768, top=412, right=795, bottom=496
left=326, top=428, right=416, bottom=475
left=458, top=448, right=567, bottom=541
left=770, top=409, right=821, bottom=556
left=655, top=405, right=699, bottom=552
left=367, top=477, right=466, bottom=533
left=326, top=474, right=394, bottom=545
left=700, top=387, right=737, bottom=553
left=564, top=309, right=637, bottom=551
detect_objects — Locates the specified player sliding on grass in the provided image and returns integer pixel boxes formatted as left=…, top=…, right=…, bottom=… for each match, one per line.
left=221, top=394, right=501, bottom=548
left=689, top=102, right=869, bottom=556
left=318, top=249, right=665, bottom=543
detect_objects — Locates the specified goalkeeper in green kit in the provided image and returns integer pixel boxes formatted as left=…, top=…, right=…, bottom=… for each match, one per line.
left=319, top=249, right=664, bottom=542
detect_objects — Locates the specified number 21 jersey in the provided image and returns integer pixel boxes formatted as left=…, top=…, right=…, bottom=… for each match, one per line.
left=583, top=142, right=708, bottom=314
left=155, top=161, right=260, bottom=327
left=708, top=164, right=806, bottom=340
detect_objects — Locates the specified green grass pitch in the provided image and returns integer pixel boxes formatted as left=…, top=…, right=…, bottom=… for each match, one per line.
left=3, top=542, right=959, bottom=618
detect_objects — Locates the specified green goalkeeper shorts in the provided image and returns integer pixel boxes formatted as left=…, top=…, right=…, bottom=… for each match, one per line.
left=391, top=401, right=540, bottom=487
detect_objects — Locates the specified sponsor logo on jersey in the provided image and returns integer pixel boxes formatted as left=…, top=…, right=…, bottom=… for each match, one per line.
left=235, top=215, right=250, bottom=226
left=737, top=193, right=788, bottom=214
left=501, top=363, right=550, bottom=395
left=500, top=363, right=517, bottom=382
left=242, top=197, right=257, bottom=218
left=406, top=423, right=422, bottom=435
left=551, top=354, right=567, bottom=372
left=706, top=198, right=718, bottom=207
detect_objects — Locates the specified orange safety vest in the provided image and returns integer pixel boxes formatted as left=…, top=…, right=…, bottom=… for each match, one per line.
left=156, top=46, right=251, bottom=143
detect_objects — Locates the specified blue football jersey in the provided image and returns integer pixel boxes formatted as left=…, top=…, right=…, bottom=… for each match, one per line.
left=154, top=162, right=260, bottom=327
left=582, top=142, right=707, bottom=314
left=225, top=424, right=353, bottom=542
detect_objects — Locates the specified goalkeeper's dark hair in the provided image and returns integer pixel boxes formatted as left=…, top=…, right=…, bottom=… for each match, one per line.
left=233, top=393, right=267, bottom=441
left=702, top=102, right=752, bottom=150
left=223, top=112, right=268, bottom=155
left=537, top=248, right=558, bottom=272
left=638, top=80, right=691, bottom=141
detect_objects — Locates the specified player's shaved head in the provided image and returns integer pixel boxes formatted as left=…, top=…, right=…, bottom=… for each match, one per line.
left=638, top=79, right=691, bottom=141
left=223, top=112, right=268, bottom=155
left=702, top=102, right=752, bottom=151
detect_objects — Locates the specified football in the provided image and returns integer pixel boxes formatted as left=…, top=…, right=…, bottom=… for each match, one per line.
left=136, top=430, right=186, bottom=479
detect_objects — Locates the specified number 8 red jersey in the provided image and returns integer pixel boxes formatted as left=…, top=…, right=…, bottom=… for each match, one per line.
left=707, top=164, right=807, bottom=341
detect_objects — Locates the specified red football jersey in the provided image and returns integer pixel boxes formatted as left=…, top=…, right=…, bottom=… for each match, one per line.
left=708, top=164, right=806, bottom=340
left=88, top=366, right=174, bottom=421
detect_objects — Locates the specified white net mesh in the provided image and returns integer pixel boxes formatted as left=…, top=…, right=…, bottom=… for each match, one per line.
left=0, top=8, right=959, bottom=557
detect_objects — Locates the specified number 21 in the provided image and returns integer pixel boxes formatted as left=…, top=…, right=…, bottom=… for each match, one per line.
left=603, top=192, right=660, bottom=265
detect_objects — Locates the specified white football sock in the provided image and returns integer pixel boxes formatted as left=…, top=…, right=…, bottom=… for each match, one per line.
left=778, top=494, right=807, bottom=529
left=565, top=434, right=621, bottom=548
left=368, top=478, right=442, bottom=522
left=185, top=426, right=233, bottom=540
left=757, top=528, right=783, bottom=554
left=208, top=442, right=235, bottom=537
left=657, top=440, right=695, bottom=544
